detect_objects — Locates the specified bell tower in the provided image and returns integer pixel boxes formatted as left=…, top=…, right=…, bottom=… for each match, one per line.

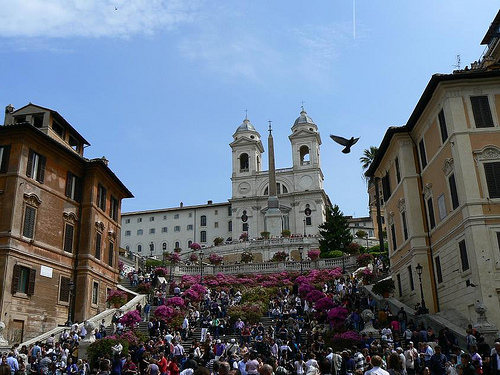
left=230, top=117, right=264, bottom=199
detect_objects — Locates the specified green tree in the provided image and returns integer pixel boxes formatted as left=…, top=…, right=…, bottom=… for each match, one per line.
left=360, top=146, right=379, bottom=175
left=319, top=205, right=353, bottom=256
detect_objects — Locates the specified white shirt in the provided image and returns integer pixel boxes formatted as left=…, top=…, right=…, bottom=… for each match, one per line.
left=365, top=366, right=390, bottom=375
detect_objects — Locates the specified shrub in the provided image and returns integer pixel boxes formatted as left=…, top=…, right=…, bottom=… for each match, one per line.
left=315, top=297, right=334, bottom=312
left=356, top=253, right=374, bottom=267
left=166, top=296, right=185, bottom=307
left=281, top=229, right=291, bottom=237
left=189, top=253, right=199, bottom=262
left=168, top=253, right=181, bottom=264
left=320, top=250, right=344, bottom=258
left=119, top=310, right=141, bottom=328
left=326, top=330, right=361, bottom=352
left=214, top=237, right=224, bottom=246
left=228, top=303, right=265, bottom=324
left=240, top=251, right=254, bottom=263
left=307, top=249, right=321, bottom=260
left=87, top=337, right=129, bottom=368
left=106, top=289, right=127, bottom=306
left=154, top=267, right=169, bottom=277
left=189, top=242, right=201, bottom=250
left=272, top=251, right=288, bottom=262
left=209, top=253, right=223, bottom=265
left=154, top=305, right=176, bottom=321
left=305, top=290, right=326, bottom=303
left=136, top=282, right=152, bottom=294
left=260, top=231, right=270, bottom=239
left=327, top=306, right=349, bottom=328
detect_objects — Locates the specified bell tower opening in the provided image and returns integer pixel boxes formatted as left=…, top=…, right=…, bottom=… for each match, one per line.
left=240, top=153, right=249, bottom=172
left=300, top=146, right=310, bottom=165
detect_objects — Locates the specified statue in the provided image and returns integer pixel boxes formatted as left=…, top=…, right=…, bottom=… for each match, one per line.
left=0, top=321, right=9, bottom=348
left=360, top=309, right=379, bottom=338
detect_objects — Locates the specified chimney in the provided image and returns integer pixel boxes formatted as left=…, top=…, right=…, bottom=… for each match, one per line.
left=5, top=104, right=14, bottom=114
left=180, top=202, right=183, bottom=208
left=207, top=200, right=213, bottom=205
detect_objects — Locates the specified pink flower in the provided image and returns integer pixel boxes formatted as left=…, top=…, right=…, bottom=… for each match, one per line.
left=189, top=242, right=202, bottom=250
left=167, top=296, right=185, bottom=307
left=315, top=297, right=334, bottom=312
left=119, top=310, right=141, bottom=327
left=307, top=249, right=321, bottom=261
left=305, top=290, right=326, bottom=303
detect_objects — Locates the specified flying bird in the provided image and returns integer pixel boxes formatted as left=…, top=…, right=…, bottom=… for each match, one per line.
left=330, top=134, right=360, bottom=154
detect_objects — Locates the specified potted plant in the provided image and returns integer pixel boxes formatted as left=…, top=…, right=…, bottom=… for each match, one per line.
left=213, top=237, right=224, bottom=246
left=189, top=253, right=199, bottom=263
left=361, top=268, right=375, bottom=285
left=209, top=253, right=223, bottom=265
left=272, top=251, right=288, bottom=262
left=281, top=229, right=291, bottom=237
left=189, top=242, right=201, bottom=250
left=240, top=251, right=254, bottom=263
left=372, top=278, right=395, bottom=298
left=356, top=253, right=374, bottom=267
left=239, top=232, right=249, bottom=241
left=260, top=231, right=270, bottom=239
left=307, top=249, right=321, bottom=261
left=167, top=252, right=181, bottom=264
left=107, top=289, right=127, bottom=308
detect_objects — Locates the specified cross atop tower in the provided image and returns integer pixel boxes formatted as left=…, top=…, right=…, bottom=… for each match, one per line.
left=268, top=120, right=273, bottom=135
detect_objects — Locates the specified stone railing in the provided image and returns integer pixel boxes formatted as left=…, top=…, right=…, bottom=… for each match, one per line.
left=177, top=256, right=357, bottom=276
left=17, top=287, right=146, bottom=348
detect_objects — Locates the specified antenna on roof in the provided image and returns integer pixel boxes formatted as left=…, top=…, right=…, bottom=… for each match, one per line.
left=452, top=54, right=461, bottom=70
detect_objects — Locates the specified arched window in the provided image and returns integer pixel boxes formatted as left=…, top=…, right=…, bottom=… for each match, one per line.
left=188, top=240, right=193, bottom=247
left=200, top=231, right=207, bottom=243
left=300, top=145, right=310, bottom=165
left=264, top=183, right=288, bottom=196
left=162, top=242, right=167, bottom=251
left=240, top=153, right=249, bottom=172
left=137, top=244, right=142, bottom=252
left=125, top=245, right=130, bottom=251
left=200, top=215, right=207, bottom=227
left=175, top=241, right=180, bottom=249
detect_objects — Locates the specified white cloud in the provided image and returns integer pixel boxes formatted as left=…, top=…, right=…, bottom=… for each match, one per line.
left=0, top=0, right=202, bottom=38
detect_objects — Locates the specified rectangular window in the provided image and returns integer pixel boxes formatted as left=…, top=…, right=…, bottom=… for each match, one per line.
left=438, top=194, right=447, bottom=220
left=163, top=215, right=167, bottom=220
left=242, top=223, right=249, bottom=232
left=471, top=95, right=494, bottom=128
left=110, top=196, right=119, bottom=221
left=438, top=109, right=448, bottom=142
left=162, top=227, right=168, bottom=233
left=401, top=212, right=408, bottom=241
left=174, top=226, right=180, bottom=232
left=125, top=230, right=131, bottom=236
left=149, top=228, right=155, bottom=234
left=188, top=213, right=192, bottom=218
left=11, top=265, right=35, bottom=296
left=92, top=282, right=98, bottom=305
left=137, top=229, right=143, bottom=235
left=395, top=157, right=401, bottom=184
left=484, top=162, right=500, bottom=198
left=108, top=242, right=114, bottom=267
left=214, top=222, right=219, bottom=228
left=26, top=149, right=46, bottom=183
left=174, top=214, right=179, bottom=219
left=382, top=173, right=391, bottom=201
left=187, top=224, right=193, bottom=231
left=306, top=217, right=312, bottom=225
left=65, top=172, right=82, bottom=202
left=435, top=256, right=443, bottom=283
left=427, top=197, right=436, bottom=229
left=396, top=274, right=403, bottom=297
left=200, top=216, right=207, bottom=226
left=23, top=206, right=36, bottom=239
left=459, top=240, right=470, bottom=271
left=228, top=206, right=232, bottom=216
left=63, top=223, right=74, bottom=253
left=97, top=184, right=106, bottom=211
left=418, top=139, right=427, bottom=169
left=125, top=218, right=130, bottom=224
left=150, top=216, right=154, bottom=221
left=408, top=265, right=415, bottom=291
left=215, top=210, right=218, bottom=215
left=200, top=231, right=207, bottom=243
left=95, top=233, right=102, bottom=260
left=228, top=220, right=232, bottom=232
left=0, top=145, right=11, bottom=173
left=390, top=223, right=397, bottom=251
left=449, top=174, right=459, bottom=210
left=137, top=218, right=142, bottom=223
left=59, top=276, right=71, bottom=303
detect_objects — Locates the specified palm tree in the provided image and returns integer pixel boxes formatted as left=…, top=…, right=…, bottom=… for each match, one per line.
left=360, top=146, right=378, bottom=173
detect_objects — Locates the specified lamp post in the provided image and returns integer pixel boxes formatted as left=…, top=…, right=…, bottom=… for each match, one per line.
left=415, top=263, right=429, bottom=314
left=169, top=253, right=174, bottom=282
left=199, top=250, right=205, bottom=285
left=298, top=246, right=304, bottom=274
left=66, top=280, right=75, bottom=326
left=303, top=219, right=306, bottom=237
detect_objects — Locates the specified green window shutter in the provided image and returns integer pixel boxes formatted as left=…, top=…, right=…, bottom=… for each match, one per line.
left=11, top=264, right=20, bottom=294
left=59, top=276, right=70, bottom=302
left=471, top=96, right=494, bottom=128
left=27, top=268, right=36, bottom=296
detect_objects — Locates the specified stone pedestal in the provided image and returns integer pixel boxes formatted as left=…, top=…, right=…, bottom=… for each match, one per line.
left=0, top=321, right=9, bottom=351
left=473, top=301, right=498, bottom=346
left=265, top=201, right=283, bottom=238
left=360, top=309, right=380, bottom=339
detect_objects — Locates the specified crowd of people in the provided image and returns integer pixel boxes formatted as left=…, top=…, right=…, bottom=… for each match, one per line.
left=1, top=271, right=497, bottom=375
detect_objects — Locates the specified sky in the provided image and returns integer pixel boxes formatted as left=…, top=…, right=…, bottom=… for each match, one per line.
left=1, top=1, right=498, bottom=218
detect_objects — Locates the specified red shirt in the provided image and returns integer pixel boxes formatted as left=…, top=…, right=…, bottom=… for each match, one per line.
left=158, top=357, right=168, bottom=374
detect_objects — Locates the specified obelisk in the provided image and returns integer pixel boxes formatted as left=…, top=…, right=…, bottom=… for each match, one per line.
left=265, top=121, right=283, bottom=237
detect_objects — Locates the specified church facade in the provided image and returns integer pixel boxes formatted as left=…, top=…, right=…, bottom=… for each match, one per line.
left=121, top=109, right=331, bottom=257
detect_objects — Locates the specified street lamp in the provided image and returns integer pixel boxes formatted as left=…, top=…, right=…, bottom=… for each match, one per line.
left=298, top=246, right=304, bottom=274
left=66, top=280, right=75, bottom=326
left=199, top=250, right=205, bottom=285
left=303, top=219, right=306, bottom=237
left=415, top=263, right=429, bottom=314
